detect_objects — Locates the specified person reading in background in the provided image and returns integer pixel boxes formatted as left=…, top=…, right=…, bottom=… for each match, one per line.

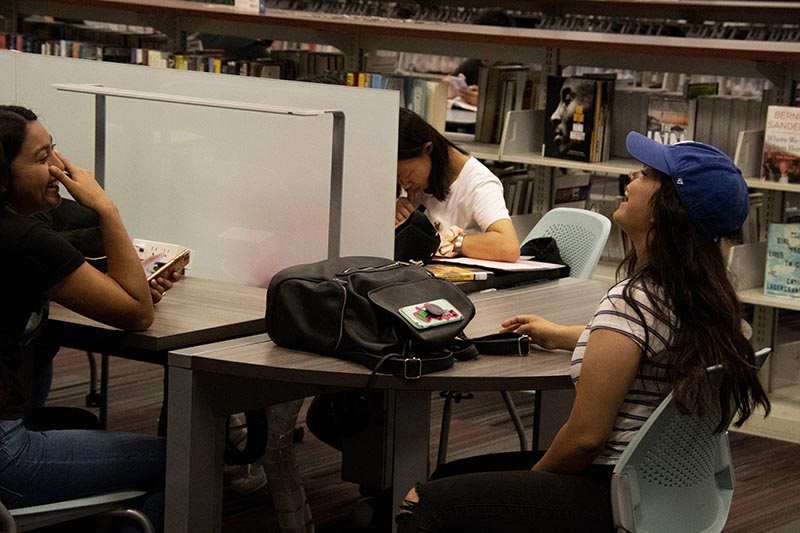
left=395, top=108, right=519, bottom=262
left=0, top=106, right=165, bottom=530
left=396, top=132, right=770, bottom=532
left=446, top=8, right=517, bottom=107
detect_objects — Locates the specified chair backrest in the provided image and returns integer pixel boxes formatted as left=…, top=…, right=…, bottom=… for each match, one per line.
left=0, top=490, right=153, bottom=533
left=521, top=207, right=611, bottom=279
left=609, top=350, right=769, bottom=533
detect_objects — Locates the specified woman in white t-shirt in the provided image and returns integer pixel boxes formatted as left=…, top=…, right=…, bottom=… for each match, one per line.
left=395, top=108, right=519, bottom=262
left=396, top=132, right=771, bottom=532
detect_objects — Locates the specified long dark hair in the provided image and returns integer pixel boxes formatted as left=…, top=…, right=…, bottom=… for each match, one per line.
left=397, top=108, right=466, bottom=201
left=617, top=172, right=770, bottom=429
left=0, top=107, right=37, bottom=209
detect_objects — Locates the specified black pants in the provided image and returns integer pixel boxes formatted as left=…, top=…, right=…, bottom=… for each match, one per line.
left=397, top=451, right=615, bottom=533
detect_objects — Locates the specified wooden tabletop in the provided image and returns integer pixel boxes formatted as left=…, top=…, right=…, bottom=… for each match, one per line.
left=169, top=278, right=611, bottom=391
left=48, top=277, right=267, bottom=361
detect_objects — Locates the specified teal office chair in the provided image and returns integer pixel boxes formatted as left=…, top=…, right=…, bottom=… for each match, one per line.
left=437, top=207, right=613, bottom=466
left=520, top=207, right=612, bottom=279
left=611, top=348, right=770, bottom=533
left=0, top=491, right=153, bottom=533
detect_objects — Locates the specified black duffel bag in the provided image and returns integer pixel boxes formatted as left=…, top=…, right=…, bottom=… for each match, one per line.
left=266, top=256, right=479, bottom=378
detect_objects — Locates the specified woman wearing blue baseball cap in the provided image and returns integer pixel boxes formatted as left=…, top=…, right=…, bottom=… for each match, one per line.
left=396, top=132, right=771, bottom=533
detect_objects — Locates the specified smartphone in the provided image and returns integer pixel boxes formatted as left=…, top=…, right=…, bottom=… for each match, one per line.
left=399, top=298, right=464, bottom=329
left=145, top=248, right=191, bottom=282
left=449, top=76, right=468, bottom=91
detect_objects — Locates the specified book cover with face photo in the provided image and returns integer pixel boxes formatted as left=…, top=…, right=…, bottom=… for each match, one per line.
left=543, top=75, right=612, bottom=162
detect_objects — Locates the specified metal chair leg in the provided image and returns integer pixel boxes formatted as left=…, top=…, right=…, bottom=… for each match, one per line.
left=85, top=351, right=101, bottom=407
left=99, top=354, right=109, bottom=429
left=436, top=392, right=455, bottom=468
left=500, top=391, right=530, bottom=452
left=436, top=391, right=473, bottom=468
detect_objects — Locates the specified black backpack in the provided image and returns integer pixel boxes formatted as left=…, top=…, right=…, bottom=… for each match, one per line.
left=266, top=256, right=478, bottom=378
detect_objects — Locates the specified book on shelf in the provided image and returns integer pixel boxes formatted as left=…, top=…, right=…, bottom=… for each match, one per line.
left=553, top=170, right=591, bottom=209
left=764, top=223, right=800, bottom=299
left=760, top=106, right=800, bottom=184
left=646, top=94, right=695, bottom=145
left=382, top=74, right=448, bottom=132
left=685, top=81, right=719, bottom=99
left=425, top=262, right=494, bottom=282
left=542, top=75, right=614, bottom=163
left=475, top=65, right=531, bottom=144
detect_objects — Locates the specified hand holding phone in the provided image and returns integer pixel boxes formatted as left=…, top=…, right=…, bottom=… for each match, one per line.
left=449, top=76, right=468, bottom=91
left=144, top=249, right=191, bottom=282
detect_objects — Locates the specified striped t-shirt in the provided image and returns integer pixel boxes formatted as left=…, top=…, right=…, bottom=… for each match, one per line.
left=570, top=280, right=675, bottom=465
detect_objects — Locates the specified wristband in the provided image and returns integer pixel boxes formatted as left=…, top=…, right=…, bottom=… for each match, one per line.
left=453, top=234, right=464, bottom=255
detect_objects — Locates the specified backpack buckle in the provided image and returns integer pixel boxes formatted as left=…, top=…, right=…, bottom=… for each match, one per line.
left=517, top=334, right=530, bottom=356
left=403, top=357, right=422, bottom=380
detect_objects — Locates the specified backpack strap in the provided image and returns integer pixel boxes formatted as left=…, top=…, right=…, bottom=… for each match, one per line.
left=352, top=340, right=456, bottom=383
left=469, top=332, right=531, bottom=356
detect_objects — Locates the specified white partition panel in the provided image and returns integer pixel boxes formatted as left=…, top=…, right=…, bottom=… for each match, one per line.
left=1, top=51, right=397, bottom=285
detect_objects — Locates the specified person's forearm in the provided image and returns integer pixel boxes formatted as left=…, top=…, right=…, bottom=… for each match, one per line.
left=461, top=232, right=520, bottom=263
left=532, top=421, right=604, bottom=474
left=554, top=325, right=585, bottom=351
left=96, top=205, right=152, bottom=306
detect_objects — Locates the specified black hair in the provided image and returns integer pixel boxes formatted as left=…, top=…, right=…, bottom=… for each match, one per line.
left=397, top=108, right=466, bottom=201
left=617, top=172, right=770, bottom=430
left=472, top=8, right=516, bottom=28
left=0, top=106, right=38, bottom=208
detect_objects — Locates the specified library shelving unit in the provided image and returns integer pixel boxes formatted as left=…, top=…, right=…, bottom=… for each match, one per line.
left=9, top=0, right=800, bottom=440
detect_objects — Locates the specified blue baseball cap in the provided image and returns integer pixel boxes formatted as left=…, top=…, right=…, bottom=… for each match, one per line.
left=625, top=132, right=749, bottom=240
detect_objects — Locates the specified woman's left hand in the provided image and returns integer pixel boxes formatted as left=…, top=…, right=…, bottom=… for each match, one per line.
left=148, top=270, right=182, bottom=305
left=436, top=225, right=464, bottom=257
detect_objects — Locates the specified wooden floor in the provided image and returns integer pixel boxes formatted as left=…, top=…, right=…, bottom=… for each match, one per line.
left=46, top=347, right=800, bottom=532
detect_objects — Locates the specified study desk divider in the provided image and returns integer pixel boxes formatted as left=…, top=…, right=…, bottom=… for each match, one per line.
left=52, top=83, right=346, bottom=260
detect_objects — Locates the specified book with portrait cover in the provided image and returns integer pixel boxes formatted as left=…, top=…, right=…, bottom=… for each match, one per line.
left=543, top=75, right=612, bottom=162
left=760, top=105, right=800, bottom=183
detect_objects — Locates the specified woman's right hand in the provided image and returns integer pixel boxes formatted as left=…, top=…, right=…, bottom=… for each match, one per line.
left=500, top=314, right=577, bottom=351
left=395, top=190, right=417, bottom=228
left=50, top=154, right=114, bottom=215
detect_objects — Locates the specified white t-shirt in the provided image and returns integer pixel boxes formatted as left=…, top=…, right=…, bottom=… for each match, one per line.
left=421, top=157, right=510, bottom=234
left=571, top=280, right=675, bottom=465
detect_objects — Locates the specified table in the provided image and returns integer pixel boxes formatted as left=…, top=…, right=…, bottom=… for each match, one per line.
left=165, top=277, right=610, bottom=533
left=48, top=277, right=268, bottom=427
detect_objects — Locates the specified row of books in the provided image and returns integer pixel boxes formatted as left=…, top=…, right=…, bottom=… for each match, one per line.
left=256, top=2, right=800, bottom=43
left=539, top=74, right=779, bottom=164
left=9, top=32, right=349, bottom=80
left=610, top=88, right=769, bottom=160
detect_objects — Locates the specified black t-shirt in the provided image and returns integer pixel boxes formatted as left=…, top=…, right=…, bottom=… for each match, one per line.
left=0, top=209, right=84, bottom=419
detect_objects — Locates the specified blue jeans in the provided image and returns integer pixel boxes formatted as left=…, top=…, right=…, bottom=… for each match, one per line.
left=396, top=451, right=614, bottom=533
left=0, top=419, right=166, bottom=532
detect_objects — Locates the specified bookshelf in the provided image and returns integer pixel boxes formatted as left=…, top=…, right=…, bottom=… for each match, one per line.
left=10, top=0, right=800, bottom=441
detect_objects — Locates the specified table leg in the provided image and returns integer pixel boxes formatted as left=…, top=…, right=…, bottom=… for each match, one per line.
left=386, top=390, right=431, bottom=533
left=166, top=366, right=226, bottom=533
left=264, top=400, right=313, bottom=533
